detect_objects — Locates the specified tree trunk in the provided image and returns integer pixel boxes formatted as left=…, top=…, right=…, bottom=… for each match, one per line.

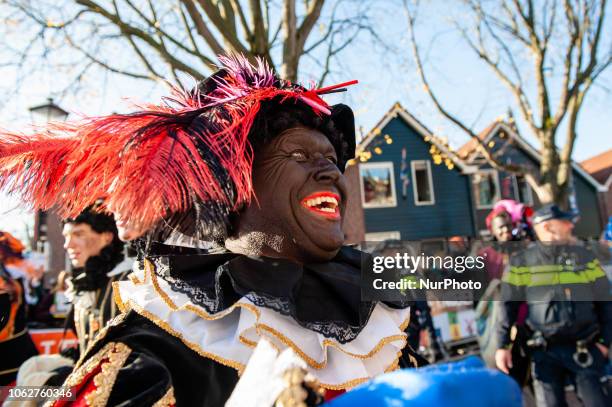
left=281, top=0, right=299, bottom=81
left=530, top=128, right=571, bottom=207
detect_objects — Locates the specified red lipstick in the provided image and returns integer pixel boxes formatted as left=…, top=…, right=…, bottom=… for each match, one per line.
left=301, top=191, right=341, bottom=220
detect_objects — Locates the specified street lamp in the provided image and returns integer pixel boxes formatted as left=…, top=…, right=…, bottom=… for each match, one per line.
left=28, top=98, right=69, bottom=275
left=29, top=98, right=69, bottom=125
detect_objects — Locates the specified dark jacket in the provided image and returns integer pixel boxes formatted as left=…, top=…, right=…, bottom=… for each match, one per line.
left=0, top=265, right=38, bottom=384
left=50, top=245, right=421, bottom=406
left=496, top=242, right=612, bottom=348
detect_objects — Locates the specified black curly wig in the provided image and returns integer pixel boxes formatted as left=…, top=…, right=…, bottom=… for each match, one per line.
left=65, top=203, right=125, bottom=286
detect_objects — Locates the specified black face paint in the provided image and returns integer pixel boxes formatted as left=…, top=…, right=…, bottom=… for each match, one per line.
left=231, top=127, right=348, bottom=263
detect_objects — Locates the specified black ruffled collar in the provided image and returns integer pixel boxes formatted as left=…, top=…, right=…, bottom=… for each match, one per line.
left=142, top=245, right=406, bottom=344
left=72, top=246, right=125, bottom=293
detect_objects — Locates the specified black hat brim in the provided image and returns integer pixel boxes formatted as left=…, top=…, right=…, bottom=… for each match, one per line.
left=329, top=104, right=356, bottom=172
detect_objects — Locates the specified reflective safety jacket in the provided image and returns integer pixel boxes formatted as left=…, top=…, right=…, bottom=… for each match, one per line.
left=496, top=242, right=612, bottom=348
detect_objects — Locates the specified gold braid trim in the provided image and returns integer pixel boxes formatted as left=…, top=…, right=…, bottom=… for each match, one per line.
left=126, top=301, right=247, bottom=373
left=85, top=342, right=131, bottom=407
left=384, top=352, right=403, bottom=373
left=132, top=259, right=409, bottom=366
left=320, top=377, right=369, bottom=390
left=255, top=324, right=407, bottom=369
left=51, top=342, right=131, bottom=407
left=114, top=258, right=410, bottom=389
left=152, top=387, right=176, bottom=407
left=65, top=342, right=117, bottom=387
left=121, top=299, right=405, bottom=391
left=128, top=263, right=148, bottom=285
left=112, top=281, right=127, bottom=313
left=74, top=312, right=129, bottom=370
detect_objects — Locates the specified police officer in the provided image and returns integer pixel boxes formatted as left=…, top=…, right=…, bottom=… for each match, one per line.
left=495, top=204, right=611, bottom=407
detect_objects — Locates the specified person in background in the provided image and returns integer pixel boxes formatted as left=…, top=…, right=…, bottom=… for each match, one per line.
left=406, top=300, right=444, bottom=362
left=495, top=204, right=611, bottom=407
left=0, top=231, right=38, bottom=385
left=61, top=204, right=132, bottom=354
left=16, top=203, right=133, bottom=388
left=476, top=207, right=532, bottom=391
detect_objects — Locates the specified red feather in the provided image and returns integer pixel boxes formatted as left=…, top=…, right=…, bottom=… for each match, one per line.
left=0, top=130, right=80, bottom=212
left=0, top=54, right=355, bottom=235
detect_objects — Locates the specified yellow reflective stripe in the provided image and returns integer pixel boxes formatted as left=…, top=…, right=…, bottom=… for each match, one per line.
left=585, top=265, right=606, bottom=280
left=587, top=259, right=601, bottom=268
left=503, top=270, right=531, bottom=286
left=511, top=265, right=564, bottom=274
left=505, top=264, right=606, bottom=287
left=557, top=272, right=590, bottom=285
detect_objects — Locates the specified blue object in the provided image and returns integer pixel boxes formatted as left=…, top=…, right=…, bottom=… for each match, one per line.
left=324, top=356, right=522, bottom=407
left=605, top=216, right=612, bottom=242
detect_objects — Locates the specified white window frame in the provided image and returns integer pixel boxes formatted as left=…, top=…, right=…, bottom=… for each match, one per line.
left=410, top=160, right=435, bottom=206
left=512, top=175, right=534, bottom=206
left=365, top=231, right=401, bottom=241
left=359, top=162, right=398, bottom=209
left=472, top=169, right=500, bottom=209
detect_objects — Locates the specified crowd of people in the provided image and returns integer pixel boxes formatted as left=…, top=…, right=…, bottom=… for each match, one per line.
left=480, top=202, right=611, bottom=406
left=0, top=54, right=610, bottom=406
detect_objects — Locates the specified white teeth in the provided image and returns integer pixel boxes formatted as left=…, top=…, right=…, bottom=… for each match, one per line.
left=320, top=207, right=336, bottom=213
left=304, top=195, right=340, bottom=211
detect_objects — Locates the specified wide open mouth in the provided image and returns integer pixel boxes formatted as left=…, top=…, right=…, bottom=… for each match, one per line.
left=300, top=191, right=341, bottom=219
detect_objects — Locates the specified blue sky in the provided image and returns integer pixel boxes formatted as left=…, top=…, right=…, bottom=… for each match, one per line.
left=1, top=0, right=611, bottom=242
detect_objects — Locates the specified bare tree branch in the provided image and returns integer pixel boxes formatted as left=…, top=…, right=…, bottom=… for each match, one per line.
left=76, top=0, right=206, bottom=79
left=404, top=0, right=529, bottom=179
left=405, top=0, right=611, bottom=205
left=64, top=32, right=153, bottom=80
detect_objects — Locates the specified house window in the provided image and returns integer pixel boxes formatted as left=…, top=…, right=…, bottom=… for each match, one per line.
left=359, top=162, right=397, bottom=208
left=411, top=160, right=435, bottom=205
left=472, top=170, right=499, bottom=209
left=514, top=176, right=533, bottom=205
left=365, top=231, right=401, bottom=241
left=500, top=173, right=516, bottom=200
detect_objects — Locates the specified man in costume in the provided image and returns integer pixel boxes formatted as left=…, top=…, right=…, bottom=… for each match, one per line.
left=15, top=205, right=133, bottom=389
left=0, top=55, right=419, bottom=406
left=61, top=204, right=132, bottom=355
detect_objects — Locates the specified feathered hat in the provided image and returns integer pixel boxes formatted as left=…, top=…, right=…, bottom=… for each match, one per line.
left=0, top=54, right=357, bottom=240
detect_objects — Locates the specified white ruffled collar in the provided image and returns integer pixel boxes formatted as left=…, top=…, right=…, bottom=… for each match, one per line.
left=113, top=259, right=410, bottom=389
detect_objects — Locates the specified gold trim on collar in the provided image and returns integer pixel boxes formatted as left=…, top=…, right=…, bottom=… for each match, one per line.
left=117, top=257, right=411, bottom=389
left=127, top=301, right=247, bottom=373
left=132, top=258, right=409, bottom=366
left=112, top=281, right=126, bottom=313
left=152, top=387, right=176, bottom=407
left=127, top=299, right=403, bottom=391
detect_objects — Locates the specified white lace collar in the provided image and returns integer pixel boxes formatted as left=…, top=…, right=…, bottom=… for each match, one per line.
left=113, top=260, right=410, bottom=389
